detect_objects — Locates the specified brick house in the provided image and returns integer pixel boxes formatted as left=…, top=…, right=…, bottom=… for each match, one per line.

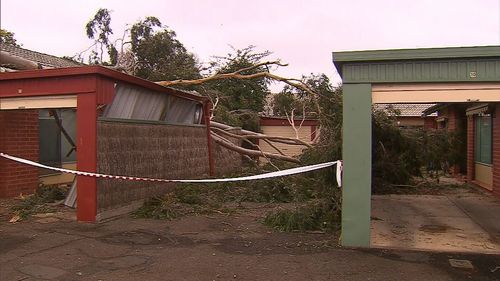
left=1, top=44, right=82, bottom=187
left=258, top=116, right=318, bottom=158
left=424, top=103, right=499, bottom=196
left=374, top=103, right=437, bottom=129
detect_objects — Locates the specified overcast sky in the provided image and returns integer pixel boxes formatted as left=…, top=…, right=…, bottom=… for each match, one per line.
left=1, top=0, right=499, bottom=86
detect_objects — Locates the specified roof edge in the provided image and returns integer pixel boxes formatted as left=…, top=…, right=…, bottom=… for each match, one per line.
left=0, top=66, right=207, bottom=102
left=332, top=45, right=500, bottom=64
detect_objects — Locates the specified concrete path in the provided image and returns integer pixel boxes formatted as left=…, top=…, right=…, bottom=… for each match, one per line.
left=371, top=193, right=500, bottom=253
left=1, top=203, right=498, bottom=281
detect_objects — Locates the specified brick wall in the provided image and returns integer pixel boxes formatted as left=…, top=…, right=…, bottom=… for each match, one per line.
left=492, top=105, right=500, bottom=197
left=440, top=105, right=463, bottom=175
left=423, top=117, right=437, bottom=129
left=466, top=115, right=475, bottom=183
left=446, top=106, right=458, bottom=132
left=0, top=110, right=39, bottom=198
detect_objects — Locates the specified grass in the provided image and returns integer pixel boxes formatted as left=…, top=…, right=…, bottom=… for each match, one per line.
left=11, top=184, right=68, bottom=220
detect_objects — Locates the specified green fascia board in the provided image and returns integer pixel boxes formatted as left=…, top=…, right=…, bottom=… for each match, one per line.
left=332, top=45, right=500, bottom=82
left=333, top=45, right=500, bottom=64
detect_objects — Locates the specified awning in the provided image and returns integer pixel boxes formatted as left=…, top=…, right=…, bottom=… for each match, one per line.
left=466, top=103, right=492, bottom=116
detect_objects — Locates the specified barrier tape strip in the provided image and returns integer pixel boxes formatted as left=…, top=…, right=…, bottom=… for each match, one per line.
left=0, top=153, right=342, bottom=187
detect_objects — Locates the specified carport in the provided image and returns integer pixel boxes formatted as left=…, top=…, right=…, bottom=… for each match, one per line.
left=0, top=66, right=210, bottom=222
left=332, top=46, right=500, bottom=247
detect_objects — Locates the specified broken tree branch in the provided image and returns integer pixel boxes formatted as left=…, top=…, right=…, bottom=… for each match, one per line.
left=211, top=132, right=300, bottom=164
left=155, top=61, right=322, bottom=116
left=210, top=126, right=311, bottom=148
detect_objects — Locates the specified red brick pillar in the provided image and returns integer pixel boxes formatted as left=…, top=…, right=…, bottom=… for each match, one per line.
left=447, top=106, right=458, bottom=132
left=466, top=115, right=475, bottom=184
left=0, top=110, right=40, bottom=198
left=446, top=106, right=461, bottom=175
left=492, top=105, right=500, bottom=197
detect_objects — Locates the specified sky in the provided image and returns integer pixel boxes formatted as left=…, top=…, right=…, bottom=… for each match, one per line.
left=1, top=0, right=499, bottom=87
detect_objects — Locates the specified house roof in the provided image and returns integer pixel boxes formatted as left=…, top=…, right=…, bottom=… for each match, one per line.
left=374, top=103, right=437, bottom=117
left=0, top=66, right=207, bottom=102
left=1, top=44, right=81, bottom=69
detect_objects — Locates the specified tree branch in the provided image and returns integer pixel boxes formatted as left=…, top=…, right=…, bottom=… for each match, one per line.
left=211, top=132, right=300, bottom=163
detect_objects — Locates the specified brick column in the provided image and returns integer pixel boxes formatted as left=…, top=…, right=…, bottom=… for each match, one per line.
left=447, top=106, right=458, bottom=132
left=492, top=105, right=500, bottom=197
left=466, top=115, right=475, bottom=183
left=0, top=110, right=39, bottom=198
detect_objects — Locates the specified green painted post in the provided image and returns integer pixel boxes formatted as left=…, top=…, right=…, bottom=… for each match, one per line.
left=341, top=83, right=372, bottom=247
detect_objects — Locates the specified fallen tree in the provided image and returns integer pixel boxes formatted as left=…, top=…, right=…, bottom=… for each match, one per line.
left=153, top=62, right=321, bottom=164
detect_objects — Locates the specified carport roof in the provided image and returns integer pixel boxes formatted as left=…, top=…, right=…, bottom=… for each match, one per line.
left=333, top=45, right=500, bottom=64
left=332, top=45, right=500, bottom=83
left=0, top=65, right=206, bottom=102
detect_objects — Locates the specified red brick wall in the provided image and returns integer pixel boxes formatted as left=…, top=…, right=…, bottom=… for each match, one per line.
left=423, top=117, right=437, bottom=129
left=440, top=106, right=462, bottom=175
left=466, top=115, right=475, bottom=183
left=492, top=105, right=500, bottom=197
left=446, top=106, right=458, bottom=132
left=0, top=110, right=39, bottom=198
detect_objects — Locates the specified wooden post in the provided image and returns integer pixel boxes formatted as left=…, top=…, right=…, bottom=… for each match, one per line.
left=341, top=83, right=372, bottom=247
left=204, top=101, right=215, bottom=176
left=76, top=92, right=97, bottom=222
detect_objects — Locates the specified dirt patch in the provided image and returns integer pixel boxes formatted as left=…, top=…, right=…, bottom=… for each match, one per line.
left=99, top=230, right=197, bottom=246
left=0, top=234, right=30, bottom=252
left=419, top=224, right=453, bottom=234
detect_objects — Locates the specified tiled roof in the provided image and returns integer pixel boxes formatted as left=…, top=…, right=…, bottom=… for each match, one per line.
left=374, top=103, right=437, bottom=117
left=1, top=44, right=81, bottom=68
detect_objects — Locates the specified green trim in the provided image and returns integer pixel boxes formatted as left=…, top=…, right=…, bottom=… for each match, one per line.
left=333, top=46, right=500, bottom=83
left=333, top=45, right=500, bottom=63
left=97, top=117, right=205, bottom=128
left=341, top=59, right=500, bottom=83
left=341, top=84, right=372, bottom=247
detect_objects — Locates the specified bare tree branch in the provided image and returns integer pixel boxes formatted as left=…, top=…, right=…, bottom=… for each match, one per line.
left=211, top=132, right=300, bottom=163
left=155, top=61, right=322, bottom=115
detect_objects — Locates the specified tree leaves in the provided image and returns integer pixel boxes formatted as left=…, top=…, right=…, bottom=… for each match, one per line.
left=0, top=29, right=19, bottom=46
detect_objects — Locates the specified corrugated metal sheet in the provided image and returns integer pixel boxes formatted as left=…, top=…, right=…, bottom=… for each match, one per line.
left=103, top=83, right=202, bottom=124
left=342, top=59, right=500, bottom=83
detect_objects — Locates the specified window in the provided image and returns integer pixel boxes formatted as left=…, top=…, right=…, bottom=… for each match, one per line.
left=475, top=115, right=492, bottom=164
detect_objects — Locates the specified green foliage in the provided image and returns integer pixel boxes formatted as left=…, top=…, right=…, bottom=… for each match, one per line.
left=371, top=108, right=421, bottom=187
left=206, top=46, right=271, bottom=113
left=131, top=162, right=338, bottom=221
left=131, top=195, right=179, bottom=220
left=272, top=74, right=329, bottom=118
left=263, top=201, right=340, bottom=232
left=85, top=8, right=113, bottom=64
left=83, top=9, right=200, bottom=80
left=131, top=17, right=200, bottom=81
left=0, top=29, right=19, bottom=46
left=299, top=79, right=465, bottom=192
left=271, top=92, right=298, bottom=116
left=11, top=185, right=67, bottom=220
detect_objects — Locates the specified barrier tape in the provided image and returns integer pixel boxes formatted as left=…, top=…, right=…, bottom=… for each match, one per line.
left=0, top=153, right=342, bottom=187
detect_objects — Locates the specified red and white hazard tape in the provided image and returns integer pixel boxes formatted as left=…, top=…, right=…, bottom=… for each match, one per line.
left=0, top=152, right=342, bottom=187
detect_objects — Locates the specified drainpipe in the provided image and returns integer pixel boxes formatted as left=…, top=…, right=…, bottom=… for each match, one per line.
left=203, top=100, right=215, bottom=176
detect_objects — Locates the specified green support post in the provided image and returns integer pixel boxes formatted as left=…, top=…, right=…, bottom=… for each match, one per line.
left=341, top=83, right=372, bottom=247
